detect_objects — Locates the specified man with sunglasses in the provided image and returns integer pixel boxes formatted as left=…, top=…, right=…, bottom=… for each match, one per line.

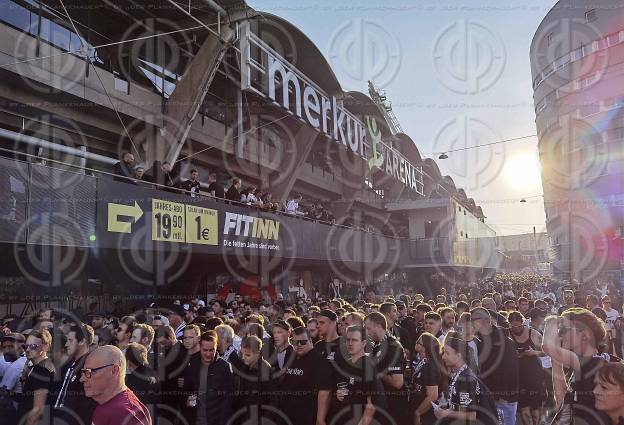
left=80, top=345, right=151, bottom=425
left=279, top=326, right=331, bottom=425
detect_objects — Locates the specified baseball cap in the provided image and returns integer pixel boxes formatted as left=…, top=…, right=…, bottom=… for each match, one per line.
left=1, top=332, right=25, bottom=343
left=273, top=320, right=291, bottom=332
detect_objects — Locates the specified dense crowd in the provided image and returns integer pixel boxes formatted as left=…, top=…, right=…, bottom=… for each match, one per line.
left=1, top=274, right=624, bottom=425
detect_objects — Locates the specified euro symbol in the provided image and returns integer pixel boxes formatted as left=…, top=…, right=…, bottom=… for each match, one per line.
left=107, top=201, right=143, bottom=233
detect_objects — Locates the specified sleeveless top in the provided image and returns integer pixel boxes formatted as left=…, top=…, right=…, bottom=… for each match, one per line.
left=565, top=354, right=609, bottom=425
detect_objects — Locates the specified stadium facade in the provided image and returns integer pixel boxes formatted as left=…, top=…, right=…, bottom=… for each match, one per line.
left=0, top=0, right=499, bottom=311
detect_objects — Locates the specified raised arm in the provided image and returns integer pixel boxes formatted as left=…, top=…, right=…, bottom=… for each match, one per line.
left=541, top=316, right=580, bottom=371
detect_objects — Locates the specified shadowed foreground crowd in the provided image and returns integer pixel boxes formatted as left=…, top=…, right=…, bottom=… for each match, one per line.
left=1, top=276, right=624, bottom=425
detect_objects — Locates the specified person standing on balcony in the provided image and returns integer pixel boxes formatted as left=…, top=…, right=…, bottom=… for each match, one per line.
left=181, top=169, right=201, bottom=197
left=226, top=178, right=242, bottom=202
left=113, top=151, right=135, bottom=183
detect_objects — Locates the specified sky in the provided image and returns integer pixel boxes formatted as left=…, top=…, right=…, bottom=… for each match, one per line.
left=247, top=0, right=558, bottom=236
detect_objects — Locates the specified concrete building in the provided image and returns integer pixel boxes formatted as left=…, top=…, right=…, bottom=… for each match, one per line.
left=496, top=232, right=551, bottom=273
left=531, top=0, right=624, bottom=282
left=0, top=0, right=498, bottom=310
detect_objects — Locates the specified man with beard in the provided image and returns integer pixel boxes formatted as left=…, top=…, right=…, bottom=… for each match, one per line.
left=280, top=326, right=331, bottom=425
left=0, top=332, right=26, bottom=423
left=88, top=312, right=112, bottom=346
left=439, top=307, right=457, bottom=338
left=364, top=312, right=405, bottom=425
left=54, top=324, right=98, bottom=425
left=508, top=312, right=544, bottom=425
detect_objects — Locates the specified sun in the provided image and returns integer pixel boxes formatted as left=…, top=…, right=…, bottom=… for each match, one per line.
left=504, top=153, right=542, bottom=188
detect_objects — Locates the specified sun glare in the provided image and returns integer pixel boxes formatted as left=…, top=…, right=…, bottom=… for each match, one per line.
left=504, top=153, right=542, bottom=188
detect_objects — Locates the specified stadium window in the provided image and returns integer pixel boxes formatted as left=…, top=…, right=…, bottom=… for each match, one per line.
left=547, top=32, right=554, bottom=46
left=113, top=71, right=129, bottom=94
left=0, top=0, right=30, bottom=32
left=585, top=9, right=597, bottom=23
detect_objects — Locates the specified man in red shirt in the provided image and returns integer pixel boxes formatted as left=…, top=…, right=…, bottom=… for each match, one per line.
left=80, top=345, right=151, bottom=425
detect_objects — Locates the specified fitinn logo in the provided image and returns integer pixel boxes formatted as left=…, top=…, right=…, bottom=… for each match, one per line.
left=223, top=213, right=280, bottom=240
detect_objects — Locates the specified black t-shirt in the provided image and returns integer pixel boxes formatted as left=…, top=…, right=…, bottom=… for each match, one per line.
left=372, top=335, right=405, bottom=386
left=566, top=354, right=610, bottom=425
left=181, top=179, right=201, bottom=197
left=333, top=355, right=387, bottom=425
left=17, top=359, right=55, bottom=422
left=208, top=182, right=225, bottom=198
left=226, top=186, right=240, bottom=202
left=280, top=349, right=332, bottom=425
left=448, top=365, right=479, bottom=413
left=315, top=337, right=351, bottom=389
left=410, top=358, right=442, bottom=411
left=372, top=335, right=406, bottom=423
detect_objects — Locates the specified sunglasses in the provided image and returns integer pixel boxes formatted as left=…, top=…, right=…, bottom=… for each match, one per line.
left=80, top=364, right=114, bottom=379
left=22, top=343, right=40, bottom=351
left=293, top=339, right=309, bottom=346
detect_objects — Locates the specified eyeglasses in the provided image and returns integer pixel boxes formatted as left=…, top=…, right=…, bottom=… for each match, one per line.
left=80, top=364, right=114, bottom=379
left=293, top=339, right=309, bottom=346
left=22, top=344, right=40, bottom=351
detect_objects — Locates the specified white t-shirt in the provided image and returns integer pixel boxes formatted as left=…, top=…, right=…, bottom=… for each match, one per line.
left=0, top=355, right=27, bottom=391
left=0, top=355, right=10, bottom=381
left=604, top=308, right=620, bottom=331
left=285, top=199, right=299, bottom=214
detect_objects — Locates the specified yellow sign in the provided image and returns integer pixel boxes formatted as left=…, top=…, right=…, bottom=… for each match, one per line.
left=107, top=201, right=143, bottom=234
left=152, top=199, right=185, bottom=242
left=185, top=205, right=218, bottom=245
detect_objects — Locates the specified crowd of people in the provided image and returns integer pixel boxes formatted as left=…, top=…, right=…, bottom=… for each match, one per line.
left=0, top=274, right=623, bottom=425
